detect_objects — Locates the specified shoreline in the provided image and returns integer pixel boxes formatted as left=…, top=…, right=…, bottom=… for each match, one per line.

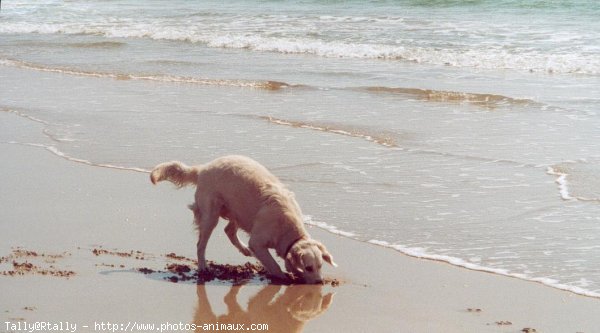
left=2, top=104, right=595, bottom=299
left=1, top=142, right=599, bottom=332
left=7, top=134, right=598, bottom=300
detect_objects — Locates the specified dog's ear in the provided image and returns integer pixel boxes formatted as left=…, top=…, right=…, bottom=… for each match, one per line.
left=316, top=242, right=337, bottom=267
left=286, top=249, right=304, bottom=273
left=322, top=251, right=337, bottom=267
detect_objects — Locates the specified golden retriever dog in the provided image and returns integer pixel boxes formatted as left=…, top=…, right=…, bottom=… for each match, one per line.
left=150, top=155, right=336, bottom=283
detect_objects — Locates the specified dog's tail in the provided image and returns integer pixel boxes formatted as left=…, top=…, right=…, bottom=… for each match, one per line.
left=150, top=161, right=200, bottom=187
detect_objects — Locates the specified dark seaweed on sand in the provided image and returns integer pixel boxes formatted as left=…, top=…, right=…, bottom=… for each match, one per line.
left=161, top=261, right=268, bottom=284
left=138, top=260, right=340, bottom=286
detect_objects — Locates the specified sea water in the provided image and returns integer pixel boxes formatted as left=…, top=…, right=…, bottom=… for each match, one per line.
left=1, top=0, right=599, bottom=297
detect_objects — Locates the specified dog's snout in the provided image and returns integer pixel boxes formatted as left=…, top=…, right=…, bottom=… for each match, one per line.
left=302, top=274, right=323, bottom=284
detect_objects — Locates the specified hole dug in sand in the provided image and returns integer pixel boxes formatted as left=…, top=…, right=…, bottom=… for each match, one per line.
left=139, top=257, right=342, bottom=286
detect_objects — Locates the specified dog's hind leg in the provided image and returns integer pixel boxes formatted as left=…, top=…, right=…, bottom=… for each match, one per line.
left=195, top=202, right=220, bottom=271
left=224, top=221, right=252, bottom=257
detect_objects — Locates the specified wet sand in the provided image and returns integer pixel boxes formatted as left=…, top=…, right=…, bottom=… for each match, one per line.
left=1, top=143, right=599, bottom=333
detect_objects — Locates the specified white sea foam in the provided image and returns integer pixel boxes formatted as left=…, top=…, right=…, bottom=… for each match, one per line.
left=5, top=141, right=150, bottom=174
left=1, top=21, right=598, bottom=74
left=44, top=145, right=150, bottom=173
left=261, top=116, right=398, bottom=148
left=2, top=108, right=52, bottom=126
left=300, top=207, right=600, bottom=298
left=302, top=215, right=356, bottom=238
left=367, top=239, right=600, bottom=298
left=546, top=166, right=573, bottom=201
left=546, top=164, right=600, bottom=203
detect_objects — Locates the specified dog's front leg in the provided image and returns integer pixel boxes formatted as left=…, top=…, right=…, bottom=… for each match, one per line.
left=249, top=238, right=286, bottom=280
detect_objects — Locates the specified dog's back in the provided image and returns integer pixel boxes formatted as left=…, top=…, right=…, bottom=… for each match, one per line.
left=196, top=155, right=300, bottom=232
left=151, top=155, right=301, bottom=231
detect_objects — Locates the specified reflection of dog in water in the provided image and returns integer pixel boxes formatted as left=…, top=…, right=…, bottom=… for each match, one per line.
left=194, top=283, right=334, bottom=333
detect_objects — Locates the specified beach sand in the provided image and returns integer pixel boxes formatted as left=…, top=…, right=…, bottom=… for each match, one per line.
left=1, top=142, right=599, bottom=333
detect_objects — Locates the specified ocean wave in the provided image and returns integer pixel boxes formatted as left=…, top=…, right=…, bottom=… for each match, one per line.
left=0, top=58, right=291, bottom=90
left=1, top=56, right=546, bottom=113
left=1, top=22, right=598, bottom=75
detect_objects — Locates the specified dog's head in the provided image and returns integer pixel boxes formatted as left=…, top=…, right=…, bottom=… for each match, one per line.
left=285, top=239, right=337, bottom=284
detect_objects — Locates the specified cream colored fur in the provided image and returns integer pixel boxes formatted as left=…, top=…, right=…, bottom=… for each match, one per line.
left=150, top=155, right=336, bottom=283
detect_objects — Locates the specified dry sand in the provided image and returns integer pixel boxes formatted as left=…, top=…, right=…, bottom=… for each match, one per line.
left=1, top=142, right=599, bottom=333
